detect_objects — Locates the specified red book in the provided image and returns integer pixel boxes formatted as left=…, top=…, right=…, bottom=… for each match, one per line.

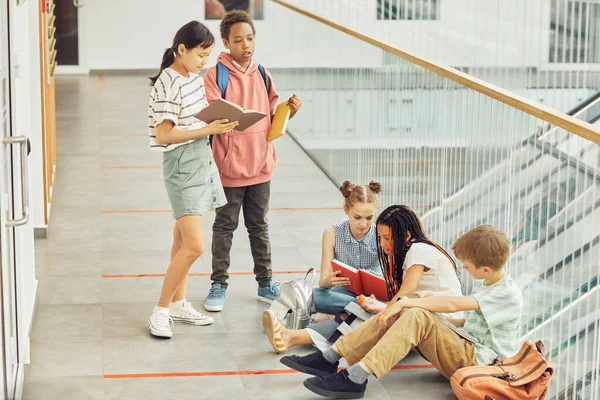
left=331, top=259, right=389, bottom=301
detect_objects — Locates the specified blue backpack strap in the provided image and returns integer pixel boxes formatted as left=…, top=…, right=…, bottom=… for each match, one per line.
left=216, top=62, right=229, bottom=98
left=257, top=64, right=271, bottom=95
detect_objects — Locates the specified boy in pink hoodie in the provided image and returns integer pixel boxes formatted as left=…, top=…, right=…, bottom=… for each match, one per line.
left=203, top=10, right=302, bottom=311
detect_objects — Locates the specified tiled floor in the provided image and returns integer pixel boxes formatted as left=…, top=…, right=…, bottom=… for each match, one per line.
left=25, top=73, right=456, bottom=399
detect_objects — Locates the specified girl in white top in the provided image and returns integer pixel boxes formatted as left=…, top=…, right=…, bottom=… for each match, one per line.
left=146, top=21, right=239, bottom=339
left=364, top=204, right=463, bottom=319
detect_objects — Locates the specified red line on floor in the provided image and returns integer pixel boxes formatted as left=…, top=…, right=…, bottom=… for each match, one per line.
left=102, top=270, right=318, bottom=279
left=98, top=73, right=104, bottom=92
left=103, top=364, right=433, bottom=379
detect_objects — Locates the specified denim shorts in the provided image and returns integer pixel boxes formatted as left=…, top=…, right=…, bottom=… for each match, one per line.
left=162, top=138, right=227, bottom=219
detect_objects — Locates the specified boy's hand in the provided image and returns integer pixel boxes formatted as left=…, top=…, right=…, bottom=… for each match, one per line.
left=287, top=94, right=302, bottom=119
left=376, top=301, right=403, bottom=329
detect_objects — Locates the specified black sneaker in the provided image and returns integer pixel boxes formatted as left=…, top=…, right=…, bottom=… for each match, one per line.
left=303, top=370, right=367, bottom=399
left=280, top=351, right=339, bottom=377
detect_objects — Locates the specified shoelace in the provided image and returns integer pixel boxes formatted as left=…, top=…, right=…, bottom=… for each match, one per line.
left=208, top=285, right=226, bottom=298
left=182, top=301, right=207, bottom=318
left=269, top=282, right=281, bottom=295
left=322, top=371, right=345, bottom=382
left=155, top=312, right=174, bottom=329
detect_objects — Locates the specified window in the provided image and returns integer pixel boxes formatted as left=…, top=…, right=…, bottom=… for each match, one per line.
left=549, top=0, right=600, bottom=63
left=377, top=0, right=439, bottom=20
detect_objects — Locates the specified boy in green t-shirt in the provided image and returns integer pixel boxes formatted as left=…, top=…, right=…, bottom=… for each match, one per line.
left=280, top=225, right=524, bottom=399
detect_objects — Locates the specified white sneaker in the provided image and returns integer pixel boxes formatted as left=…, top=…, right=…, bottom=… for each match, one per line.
left=148, top=308, right=173, bottom=338
left=170, top=301, right=214, bottom=326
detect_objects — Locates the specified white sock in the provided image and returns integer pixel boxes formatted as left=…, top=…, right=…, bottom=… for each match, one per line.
left=170, top=299, right=185, bottom=310
left=153, top=306, right=170, bottom=315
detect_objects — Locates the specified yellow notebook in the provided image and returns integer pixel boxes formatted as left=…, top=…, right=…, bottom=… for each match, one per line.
left=268, top=102, right=291, bottom=142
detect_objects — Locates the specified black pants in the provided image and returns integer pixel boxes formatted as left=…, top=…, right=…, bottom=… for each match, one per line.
left=211, top=181, right=271, bottom=288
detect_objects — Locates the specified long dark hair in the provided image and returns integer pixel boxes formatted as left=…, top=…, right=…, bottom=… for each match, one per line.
left=376, top=205, right=460, bottom=300
left=149, top=21, right=215, bottom=85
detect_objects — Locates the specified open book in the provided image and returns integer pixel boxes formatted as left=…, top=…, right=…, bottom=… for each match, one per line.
left=331, top=259, right=388, bottom=301
left=268, top=102, right=291, bottom=142
left=196, top=98, right=267, bottom=132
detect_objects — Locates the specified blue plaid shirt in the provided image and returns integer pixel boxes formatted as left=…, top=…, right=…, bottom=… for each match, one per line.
left=333, top=220, right=382, bottom=277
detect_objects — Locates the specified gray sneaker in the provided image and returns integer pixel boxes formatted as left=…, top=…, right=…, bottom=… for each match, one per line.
left=257, top=282, right=280, bottom=304
left=204, top=284, right=226, bottom=312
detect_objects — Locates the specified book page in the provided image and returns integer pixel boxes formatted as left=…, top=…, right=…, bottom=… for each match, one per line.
left=196, top=99, right=266, bottom=131
left=236, top=111, right=267, bottom=131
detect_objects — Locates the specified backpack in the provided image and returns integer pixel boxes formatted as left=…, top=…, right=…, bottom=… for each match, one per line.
left=215, top=61, right=271, bottom=98
left=269, top=269, right=317, bottom=330
left=450, top=340, right=554, bottom=400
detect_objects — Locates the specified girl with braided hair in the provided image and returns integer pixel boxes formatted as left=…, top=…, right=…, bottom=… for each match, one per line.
left=359, top=205, right=463, bottom=316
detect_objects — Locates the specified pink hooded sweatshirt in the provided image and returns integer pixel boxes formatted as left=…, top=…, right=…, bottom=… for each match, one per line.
left=204, top=52, right=279, bottom=187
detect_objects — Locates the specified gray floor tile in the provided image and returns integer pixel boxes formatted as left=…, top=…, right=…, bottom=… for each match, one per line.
left=31, top=304, right=102, bottom=338
left=28, top=337, right=103, bottom=377
left=227, top=332, right=314, bottom=371
left=102, top=334, right=237, bottom=374
left=101, top=276, right=164, bottom=304
left=35, top=251, right=101, bottom=277
left=380, top=369, right=456, bottom=399
left=104, top=376, right=246, bottom=400
left=22, top=376, right=104, bottom=400
left=220, top=299, right=271, bottom=334
left=37, top=276, right=102, bottom=305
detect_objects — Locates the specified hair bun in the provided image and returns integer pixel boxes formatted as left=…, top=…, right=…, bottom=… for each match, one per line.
left=368, top=181, right=382, bottom=194
left=340, top=181, right=354, bottom=198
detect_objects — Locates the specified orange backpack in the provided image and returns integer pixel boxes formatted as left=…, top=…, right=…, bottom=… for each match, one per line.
left=450, top=341, right=554, bottom=400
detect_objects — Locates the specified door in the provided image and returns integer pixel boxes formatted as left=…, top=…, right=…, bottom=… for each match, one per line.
left=0, top=0, right=30, bottom=398
left=54, top=0, right=86, bottom=73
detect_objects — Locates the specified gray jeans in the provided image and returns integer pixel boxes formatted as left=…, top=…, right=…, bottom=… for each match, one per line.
left=211, top=181, right=272, bottom=288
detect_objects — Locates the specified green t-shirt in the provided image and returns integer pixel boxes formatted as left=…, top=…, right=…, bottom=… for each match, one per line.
left=464, top=275, right=523, bottom=365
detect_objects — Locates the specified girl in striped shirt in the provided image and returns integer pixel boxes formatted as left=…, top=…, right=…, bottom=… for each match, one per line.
left=147, top=21, right=239, bottom=339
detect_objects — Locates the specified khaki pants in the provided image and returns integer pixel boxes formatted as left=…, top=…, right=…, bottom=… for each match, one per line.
left=335, top=308, right=477, bottom=380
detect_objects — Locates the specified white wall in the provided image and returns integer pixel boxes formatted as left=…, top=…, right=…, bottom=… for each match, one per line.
left=77, top=0, right=560, bottom=71
left=82, top=0, right=383, bottom=70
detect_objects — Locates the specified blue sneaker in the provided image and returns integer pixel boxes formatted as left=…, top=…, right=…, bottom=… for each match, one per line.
left=204, top=283, right=226, bottom=312
left=257, top=282, right=280, bottom=304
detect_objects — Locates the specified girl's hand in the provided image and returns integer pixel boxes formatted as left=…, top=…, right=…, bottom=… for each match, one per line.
left=328, top=270, right=351, bottom=287
left=360, top=295, right=387, bottom=314
left=376, top=302, right=403, bottom=329
left=206, top=119, right=239, bottom=135
left=287, top=94, right=302, bottom=119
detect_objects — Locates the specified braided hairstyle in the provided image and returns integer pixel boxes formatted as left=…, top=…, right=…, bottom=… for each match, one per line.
left=376, top=205, right=460, bottom=300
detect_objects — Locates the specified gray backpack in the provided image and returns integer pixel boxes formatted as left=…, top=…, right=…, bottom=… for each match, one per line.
left=269, top=269, right=317, bottom=329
